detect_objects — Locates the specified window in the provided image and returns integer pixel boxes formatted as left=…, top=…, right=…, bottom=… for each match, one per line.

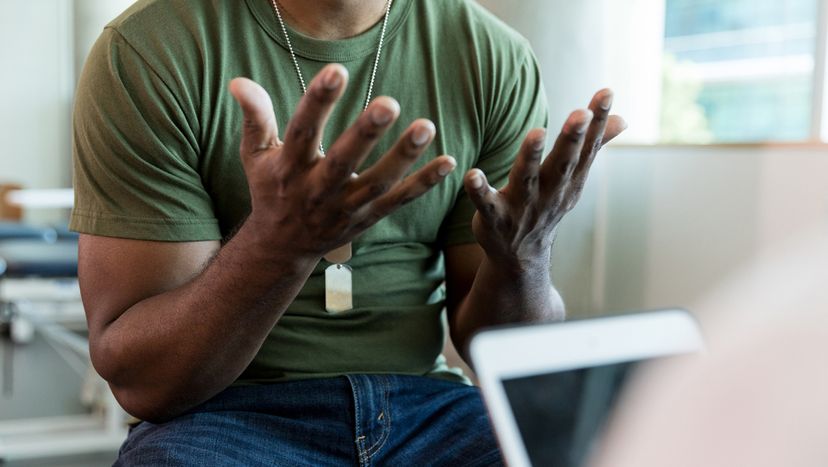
left=660, top=0, right=820, bottom=143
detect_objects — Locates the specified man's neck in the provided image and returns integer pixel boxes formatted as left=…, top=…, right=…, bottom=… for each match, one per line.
left=276, top=0, right=389, bottom=40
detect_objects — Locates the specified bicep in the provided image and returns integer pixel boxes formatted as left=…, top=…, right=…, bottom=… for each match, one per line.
left=444, top=242, right=485, bottom=317
left=79, top=234, right=219, bottom=336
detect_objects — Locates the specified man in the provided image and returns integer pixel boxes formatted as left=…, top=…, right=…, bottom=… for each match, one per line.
left=71, top=0, right=625, bottom=465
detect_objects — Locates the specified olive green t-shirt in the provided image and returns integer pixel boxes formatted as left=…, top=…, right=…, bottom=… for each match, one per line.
left=71, top=0, right=548, bottom=384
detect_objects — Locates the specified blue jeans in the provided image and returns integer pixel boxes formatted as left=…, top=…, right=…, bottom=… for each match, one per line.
left=115, top=374, right=504, bottom=466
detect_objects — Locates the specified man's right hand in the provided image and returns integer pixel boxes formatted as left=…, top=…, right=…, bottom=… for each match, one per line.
left=228, top=63, right=457, bottom=261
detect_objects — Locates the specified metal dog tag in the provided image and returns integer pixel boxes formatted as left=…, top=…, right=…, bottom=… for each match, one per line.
left=325, top=263, right=353, bottom=313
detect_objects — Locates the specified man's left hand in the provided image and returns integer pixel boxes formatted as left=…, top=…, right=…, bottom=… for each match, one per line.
left=464, top=89, right=626, bottom=269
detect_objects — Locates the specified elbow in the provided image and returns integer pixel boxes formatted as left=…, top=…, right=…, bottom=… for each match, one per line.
left=89, top=333, right=121, bottom=385
left=88, top=330, right=132, bottom=385
left=109, top=383, right=187, bottom=424
left=89, top=335, right=190, bottom=423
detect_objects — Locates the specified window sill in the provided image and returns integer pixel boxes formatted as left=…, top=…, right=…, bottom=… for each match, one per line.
left=607, top=140, right=828, bottom=150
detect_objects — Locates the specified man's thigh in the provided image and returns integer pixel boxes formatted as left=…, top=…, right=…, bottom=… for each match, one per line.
left=115, top=379, right=357, bottom=466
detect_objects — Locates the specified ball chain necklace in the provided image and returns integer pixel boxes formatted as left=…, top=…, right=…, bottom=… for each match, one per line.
left=269, top=0, right=394, bottom=313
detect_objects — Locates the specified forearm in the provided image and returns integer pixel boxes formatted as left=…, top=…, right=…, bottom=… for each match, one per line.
left=449, top=250, right=565, bottom=355
left=93, top=221, right=318, bottom=422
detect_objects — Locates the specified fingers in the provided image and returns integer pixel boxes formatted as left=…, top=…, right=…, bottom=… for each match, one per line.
left=575, top=89, right=613, bottom=176
left=463, top=169, right=506, bottom=227
left=320, top=96, right=402, bottom=188
left=358, top=155, right=456, bottom=228
left=603, top=115, right=628, bottom=145
left=229, top=78, right=280, bottom=158
left=283, top=64, right=348, bottom=164
left=345, top=118, right=435, bottom=205
left=539, top=109, right=593, bottom=198
left=506, top=128, right=546, bottom=202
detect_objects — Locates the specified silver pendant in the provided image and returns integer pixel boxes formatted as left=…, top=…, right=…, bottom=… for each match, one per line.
left=325, top=263, right=353, bottom=313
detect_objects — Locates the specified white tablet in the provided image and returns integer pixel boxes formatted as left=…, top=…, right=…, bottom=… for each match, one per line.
left=469, top=309, right=703, bottom=467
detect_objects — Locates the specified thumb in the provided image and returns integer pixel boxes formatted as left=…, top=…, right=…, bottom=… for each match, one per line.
left=229, top=77, right=280, bottom=158
left=601, top=115, right=628, bottom=146
left=463, top=169, right=503, bottom=227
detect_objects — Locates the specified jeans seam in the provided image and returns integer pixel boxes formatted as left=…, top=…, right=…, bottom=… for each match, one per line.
left=347, top=375, right=371, bottom=467
left=366, top=376, right=392, bottom=459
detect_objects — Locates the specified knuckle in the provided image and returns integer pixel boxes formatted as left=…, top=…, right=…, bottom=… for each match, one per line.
left=325, top=155, right=351, bottom=178
left=592, top=110, right=608, bottom=122
left=289, top=124, right=318, bottom=143
left=523, top=175, right=538, bottom=188
left=368, top=182, right=391, bottom=198
left=496, top=217, right=513, bottom=232
left=402, top=141, right=424, bottom=158
left=420, top=170, right=440, bottom=186
left=307, top=194, right=325, bottom=208
left=358, top=121, right=381, bottom=140
left=311, top=85, right=334, bottom=103
left=527, top=149, right=543, bottom=161
left=558, top=160, right=576, bottom=175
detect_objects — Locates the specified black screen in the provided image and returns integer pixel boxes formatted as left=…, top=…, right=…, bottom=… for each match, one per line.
left=501, top=362, right=634, bottom=467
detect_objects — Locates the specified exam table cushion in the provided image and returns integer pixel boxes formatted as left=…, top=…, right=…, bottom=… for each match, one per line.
left=0, top=240, right=78, bottom=278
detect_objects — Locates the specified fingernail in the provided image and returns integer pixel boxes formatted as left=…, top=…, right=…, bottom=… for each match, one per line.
left=471, top=173, right=484, bottom=189
left=533, top=132, right=546, bottom=151
left=438, top=158, right=456, bottom=176
left=324, top=68, right=342, bottom=90
left=411, top=126, right=432, bottom=146
left=599, top=92, right=613, bottom=110
left=371, top=106, right=394, bottom=126
left=572, top=114, right=591, bottom=134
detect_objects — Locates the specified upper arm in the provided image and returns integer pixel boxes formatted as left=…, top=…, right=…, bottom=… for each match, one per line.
left=79, top=234, right=219, bottom=339
left=71, top=27, right=221, bottom=242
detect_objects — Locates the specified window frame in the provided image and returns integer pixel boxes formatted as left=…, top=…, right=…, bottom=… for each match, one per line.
left=811, top=0, right=828, bottom=141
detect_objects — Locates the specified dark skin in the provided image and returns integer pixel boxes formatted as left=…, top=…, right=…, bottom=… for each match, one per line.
left=80, top=64, right=625, bottom=422
left=275, top=0, right=391, bottom=40
left=448, top=92, right=626, bottom=349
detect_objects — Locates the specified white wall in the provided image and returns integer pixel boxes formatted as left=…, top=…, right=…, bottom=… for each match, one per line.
left=73, top=0, right=137, bottom=82
left=477, top=0, right=665, bottom=142
left=599, top=144, right=828, bottom=319
left=0, top=0, right=133, bottom=222
left=0, top=0, right=74, bottom=190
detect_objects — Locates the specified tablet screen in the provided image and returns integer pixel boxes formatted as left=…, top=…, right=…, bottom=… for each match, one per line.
left=501, top=361, right=635, bottom=467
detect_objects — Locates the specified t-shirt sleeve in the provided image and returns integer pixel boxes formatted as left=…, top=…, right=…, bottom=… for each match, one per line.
left=69, top=27, right=221, bottom=242
left=440, top=44, right=549, bottom=247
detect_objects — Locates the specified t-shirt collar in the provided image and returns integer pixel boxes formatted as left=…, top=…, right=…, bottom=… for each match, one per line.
left=244, top=0, right=413, bottom=63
